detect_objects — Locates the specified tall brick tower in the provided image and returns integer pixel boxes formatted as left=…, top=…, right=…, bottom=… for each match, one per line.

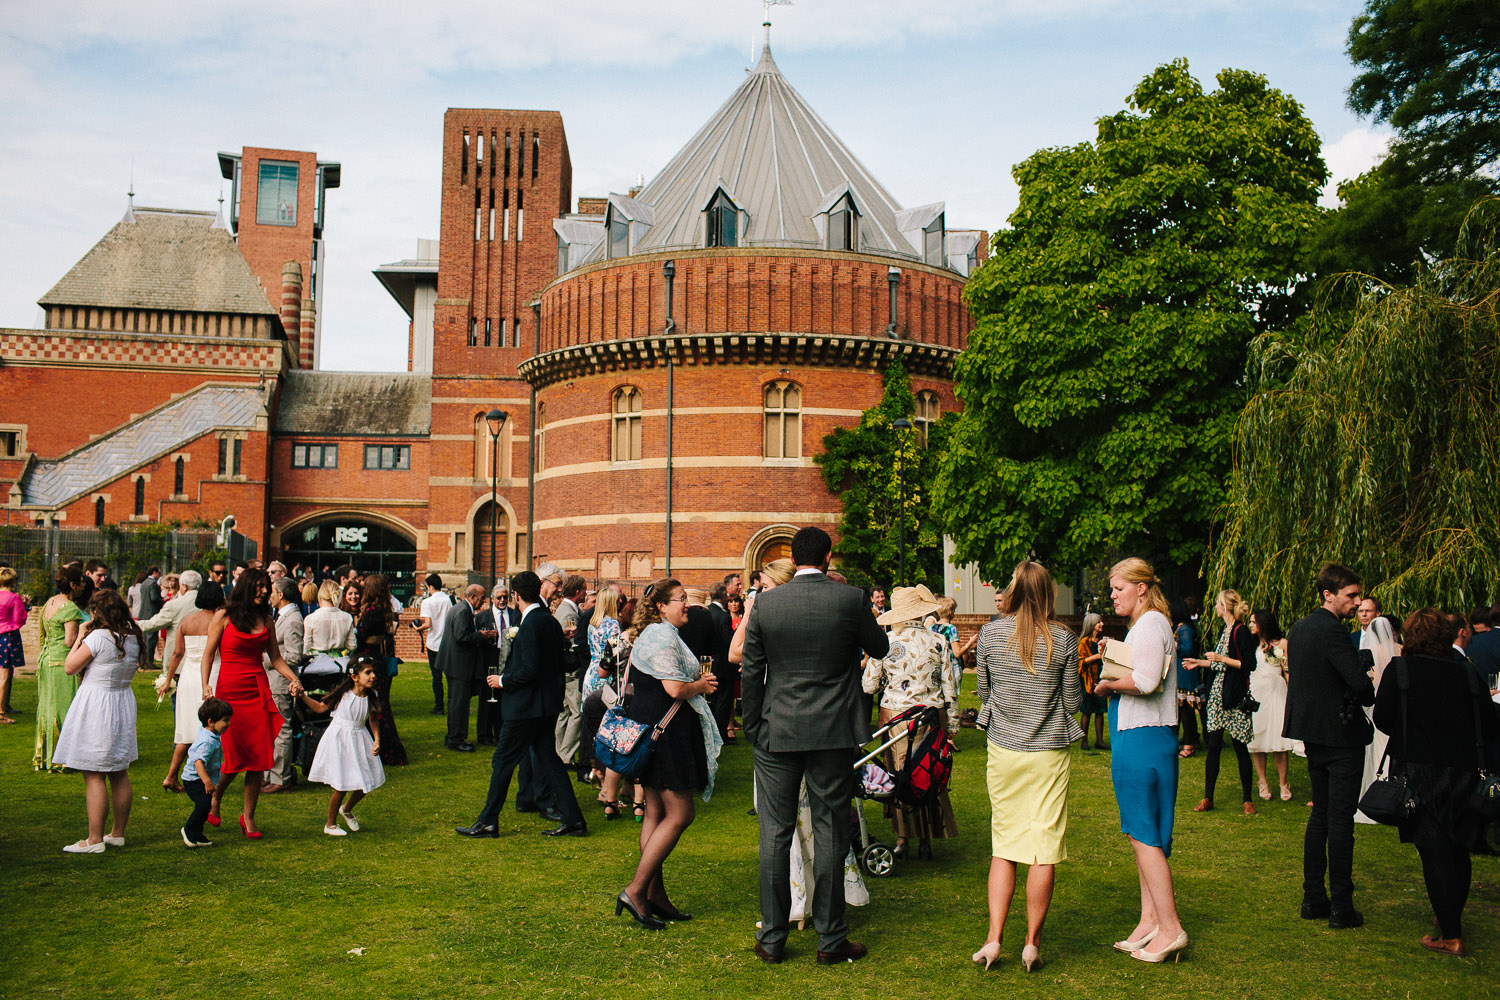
left=218, top=146, right=340, bottom=369
left=425, top=111, right=572, bottom=578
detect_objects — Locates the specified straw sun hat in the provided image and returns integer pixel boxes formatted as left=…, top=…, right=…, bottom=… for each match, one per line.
left=876, top=584, right=943, bottom=627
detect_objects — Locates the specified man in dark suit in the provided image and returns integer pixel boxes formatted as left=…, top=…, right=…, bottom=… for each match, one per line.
left=138, top=566, right=164, bottom=662
left=436, top=585, right=490, bottom=752
left=474, top=584, right=510, bottom=746
left=707, top=581, right=737, bottom=741
left=1285, top=563, right=1375, bottom=929
left=457, top=571, right=587, bottom=838
left=741, top=527, right=889, bottom=965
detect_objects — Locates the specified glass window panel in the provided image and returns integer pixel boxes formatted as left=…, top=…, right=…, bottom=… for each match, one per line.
left=630, top=417, right=641, bottom=461
left=397, top=446, right=409, bottom=470
left=232, top=439, right=242, bottom=475
left=764, top=414, right=779, bottom=458
left=326, top=445, right=337, bottom=468
left=784, top=385, right=800, bottom=410
left=784, top=414, right=799, bottom=458
left=218, top=438, right=227, bottom=475
left=629, top=389, right=641, bottom=413
left=308, top=446, right=322, bottom=468
left=608, top=213, right=630, bottom=258
left=765, top=384, right=781, bottom=409
left=256, top=161, right=298, bottom=226
left=365, top=445, right=378, bottom=468
left=292, top=445, right=306, bottom=468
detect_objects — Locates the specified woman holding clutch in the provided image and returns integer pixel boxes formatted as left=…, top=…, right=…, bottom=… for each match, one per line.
left=1093, top=557, right=1187, bottom=964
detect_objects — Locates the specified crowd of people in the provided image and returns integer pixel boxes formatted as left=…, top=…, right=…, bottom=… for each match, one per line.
left=10, top=535, right=1500, bottom=967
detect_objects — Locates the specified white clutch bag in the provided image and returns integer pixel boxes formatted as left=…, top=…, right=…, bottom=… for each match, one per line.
left=1100, top=639, right=1133, bottom=683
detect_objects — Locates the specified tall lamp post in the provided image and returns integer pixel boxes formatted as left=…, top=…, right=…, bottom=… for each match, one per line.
left=892, top=417, right=911, bottom=588
left=486, top=408, right=508, bottom=594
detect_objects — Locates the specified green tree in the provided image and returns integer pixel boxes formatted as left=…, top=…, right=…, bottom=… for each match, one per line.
left=1209, top=201, right=1500, bottom=615
left=818, top=358, right=945, bottom=592
left=934, top=60, right=1326, bottom=583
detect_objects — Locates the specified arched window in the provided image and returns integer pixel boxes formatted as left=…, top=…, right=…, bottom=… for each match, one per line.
left=173, top=457, right=184, bottom=495
left=133, top=478, right=145, bottom=516
left=611, top=386, right=643, bottom=463
left=705, top=189, right=737, bottom=248
left=94, top=496, right=105, bottom=526
left=914, top=390, right=941, bottom=446
left=536, top=403, right=547, bottom=473
left=763, top=380, right=802, bottom=459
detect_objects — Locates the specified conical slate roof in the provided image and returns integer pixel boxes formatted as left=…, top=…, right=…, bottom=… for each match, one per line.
left=574, top=29, right=938, bottom=265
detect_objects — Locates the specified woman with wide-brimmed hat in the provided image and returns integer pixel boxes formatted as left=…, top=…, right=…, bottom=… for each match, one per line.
left=862, top=584, right=959, bottom=860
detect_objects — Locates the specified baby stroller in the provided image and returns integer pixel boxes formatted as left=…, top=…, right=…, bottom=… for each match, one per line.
left=851, top=704, right=950, bottom=877
left=293, top=654, right=347, bottom=778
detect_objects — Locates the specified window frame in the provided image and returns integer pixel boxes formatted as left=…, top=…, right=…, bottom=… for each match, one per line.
left=826, top=194, right=858, bottom=251
left=762, top=379, right=803, bottom=460
left=291, top=443, right=338, bottom=469
left=705, top=190, right=738, bottom=248
left=255, top=160, right=299, bottom=227
left=611, top=386, right=644, bottom=464
left=606, top=207, right=630, bottom=259
left=363, top=444, right=411, bottom=471
left=914, top=390, right=941, bottom=446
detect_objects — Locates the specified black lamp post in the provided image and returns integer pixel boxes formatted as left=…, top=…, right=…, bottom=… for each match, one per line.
left=893, top=417, right=912, bottom=587
left=486, top=408, right=508, bottom=593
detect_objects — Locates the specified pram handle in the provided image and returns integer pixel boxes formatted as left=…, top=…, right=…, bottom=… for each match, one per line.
left=854, top=704, right=940, bottom=768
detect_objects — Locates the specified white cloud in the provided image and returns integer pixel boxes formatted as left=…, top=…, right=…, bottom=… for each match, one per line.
left=1319, top=126, right=1392, bottom=207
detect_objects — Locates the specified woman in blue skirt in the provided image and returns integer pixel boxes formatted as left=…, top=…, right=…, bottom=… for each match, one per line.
left=1093, top=557, right=1187, bottom=964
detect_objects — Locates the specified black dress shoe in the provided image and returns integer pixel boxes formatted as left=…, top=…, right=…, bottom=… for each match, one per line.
left=445, top=742, right=476, bottom=753
left=477, top=737, right=497, bottom=746
left=515, top=805, right=539, bottom=814
left=429, top=707, right=445, bottom=716
left=542, top=821, right=588, bottom=837
left=753, top=942, right=783, bottom=964
left=454, top=823, right=499, bottom=838
left=1300, top=899, right=1331, bottom=920
left=1328, top=908, right=1364, bottom=929
left=648, top=900, right=692, bottom=922
left=816, top=940, right=868, bottom=965
left=539, top=807, right=564, bottom=822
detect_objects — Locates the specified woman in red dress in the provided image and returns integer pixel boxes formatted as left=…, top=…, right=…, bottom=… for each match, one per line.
left=202, top=568, right=302, bottom=838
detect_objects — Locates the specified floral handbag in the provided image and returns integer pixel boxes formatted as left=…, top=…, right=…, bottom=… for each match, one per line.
left=593, top=654, right=682, bottom=779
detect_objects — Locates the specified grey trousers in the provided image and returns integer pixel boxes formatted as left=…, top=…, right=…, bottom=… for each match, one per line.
left=265, top=671, right=294, bottom=786
left=753, top=745, right=856, bottom=954
left=554, top=674, right=583, bottom=764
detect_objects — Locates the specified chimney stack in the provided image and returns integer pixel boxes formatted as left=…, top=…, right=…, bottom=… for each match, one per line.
left=299, top=297, right=316, bottom=371
left=280, top=261, right=302, bottom=364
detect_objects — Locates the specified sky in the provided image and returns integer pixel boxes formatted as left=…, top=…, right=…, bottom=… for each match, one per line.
left=0, top=0, right=1390, bottom=372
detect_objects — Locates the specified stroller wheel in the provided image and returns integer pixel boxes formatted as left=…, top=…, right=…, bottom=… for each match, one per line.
left=861, top=842, right=896, bottom=878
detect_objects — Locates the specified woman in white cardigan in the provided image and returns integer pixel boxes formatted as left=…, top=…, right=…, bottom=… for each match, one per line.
left=1093, top=557, right=1187, bottom=964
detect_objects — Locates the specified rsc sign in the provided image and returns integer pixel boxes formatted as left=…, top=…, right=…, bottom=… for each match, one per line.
left=334, top=526, right=369, bottom=550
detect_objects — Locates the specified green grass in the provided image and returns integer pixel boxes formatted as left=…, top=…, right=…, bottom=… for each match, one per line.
left=2, top=668, right=1497, bottom=1000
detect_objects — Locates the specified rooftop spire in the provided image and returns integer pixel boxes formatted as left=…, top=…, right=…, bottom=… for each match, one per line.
left=756, top=0, right=792, bottom=71
left=123, top=161, right=136, bottom=223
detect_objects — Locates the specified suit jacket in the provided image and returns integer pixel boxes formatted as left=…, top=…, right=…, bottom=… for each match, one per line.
left=1284, top=607, right=1375, bottom=747
left=139, top=577, right=163, bottom=619
left=741, top=571, right=891, bottom=752
left=554, top=598, right=582, bottom=676
left=500, top=604, right=567, bottom=721
left=264, top=604, right=305, bottom=674
left=679, top=605, right=717, bottom=664
left=707, top=602, right=734, bottom=676
left=435, top=600, right=485, bottom=682
left=475, top=607, right=502, bottom=671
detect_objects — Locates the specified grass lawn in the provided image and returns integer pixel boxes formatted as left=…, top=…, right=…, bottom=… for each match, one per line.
left=3, top=667, right=1497, bottom=1000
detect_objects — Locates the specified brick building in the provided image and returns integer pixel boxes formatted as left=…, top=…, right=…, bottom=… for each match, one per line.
left=1, top=32, right=984, bottom=600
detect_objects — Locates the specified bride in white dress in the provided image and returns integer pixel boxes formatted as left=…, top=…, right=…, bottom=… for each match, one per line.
left=1247, top=610, right=1294, bottom=800
left=1354, top=605, right=1399, bottom=823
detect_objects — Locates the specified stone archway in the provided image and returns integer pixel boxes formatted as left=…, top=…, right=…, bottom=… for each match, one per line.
left=741, top=523, right=798, bottom=583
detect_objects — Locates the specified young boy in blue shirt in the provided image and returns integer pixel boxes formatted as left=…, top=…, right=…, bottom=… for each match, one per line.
left=182, top=698, right=232, bottom=847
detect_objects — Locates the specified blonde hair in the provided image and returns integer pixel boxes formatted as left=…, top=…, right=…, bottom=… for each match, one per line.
left=0, top=566, right=15, bottom=589
left=1109, top=557, right=1170, bottom=623
left=1216, top=589, right=1250, bottom=622
left=998, top=560, right=1057, bottom=673
left=937, top=596, right=956, bottom=621
left=317, top=579, right=341, bottom=607
left=761, top=559, right=795, bottom=587
left=591, top=587, right=619, bottom=628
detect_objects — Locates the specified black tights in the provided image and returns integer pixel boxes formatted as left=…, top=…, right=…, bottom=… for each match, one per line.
left=1203, top=729, right=1253, bottom=803
left=1179, top=700, right=1208, bottom=747
left=1417, top=842, right=1471, bottom=940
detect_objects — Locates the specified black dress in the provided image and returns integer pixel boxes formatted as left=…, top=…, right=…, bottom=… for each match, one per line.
left=627, top=670, right=707, bottom=792
left=356, top=606, right=408, bottom=766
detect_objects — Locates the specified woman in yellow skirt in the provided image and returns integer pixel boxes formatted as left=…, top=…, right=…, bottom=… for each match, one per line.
left=972, top=561, right=1081, bottom=973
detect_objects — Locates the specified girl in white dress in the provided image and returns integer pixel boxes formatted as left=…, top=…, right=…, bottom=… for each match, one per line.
left=296, top=653, right=385, bottom=836
left=1247, top=610, right=1294, bottom=801
left=54, top=590, right=146, bottom=853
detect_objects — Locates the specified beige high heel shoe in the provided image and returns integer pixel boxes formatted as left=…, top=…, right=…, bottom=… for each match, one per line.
left=971, top=941, right=1001, bottom=970
left=1021, top=943, right=1041, bottom=972
left=1113, top=927, right=1158, bottom=953
left=1133, top=930, right=1189, bottom=963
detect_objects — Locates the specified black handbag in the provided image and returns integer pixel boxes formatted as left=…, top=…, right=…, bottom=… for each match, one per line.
left=1357, top=658, right=1418, bottom=826
left=1464, top=668, right=1500, bottom=820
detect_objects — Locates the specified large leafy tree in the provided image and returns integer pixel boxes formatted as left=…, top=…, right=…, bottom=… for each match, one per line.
left=1317, top=1, right=1500, bottom=284
left=934, top=60, right=1325, bottom=583
left=1209, top=202, right=1500, bottom=615
left=818, top=358, right=945, bottom=592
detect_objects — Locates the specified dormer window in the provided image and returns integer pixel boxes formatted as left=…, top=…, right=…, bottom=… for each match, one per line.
left=705, top=189, right=738, bottom=248
left=923, top=213, right=945, bottom=267
left=827, top=194, right=858, bottom=251
left=607, top=207, right=630, bottom=259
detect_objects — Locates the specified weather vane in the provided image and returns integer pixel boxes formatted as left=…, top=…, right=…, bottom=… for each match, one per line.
left=763, top=0, right=792, bottom=20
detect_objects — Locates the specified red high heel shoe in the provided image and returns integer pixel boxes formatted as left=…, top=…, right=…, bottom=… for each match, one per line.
left=205, top=814, right=221, bottom=827
left=238, top=816, right=263, bottom=840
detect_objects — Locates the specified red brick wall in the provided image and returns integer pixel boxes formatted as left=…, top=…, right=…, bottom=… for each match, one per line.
left=235, top=147, right=322, bottom=359
left=268, top=433, right=431, bottom=554
left=538, top=250, right=972, bottom=351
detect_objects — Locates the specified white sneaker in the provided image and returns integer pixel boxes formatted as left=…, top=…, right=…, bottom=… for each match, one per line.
left=338, top=810, right=360, bottom=832
left=323, top=825, right=347, bottom=837
left=63, top=839, right=105, bottom=854
left=103, top=835, right=125, bottom=847
left=181, top=828, right=200, bottom=848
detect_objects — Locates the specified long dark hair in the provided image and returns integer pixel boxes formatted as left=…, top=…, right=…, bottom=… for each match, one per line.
left=360, top=573, right=393, bottom=625
left=225, top=567, right=272, bottom=632
left=319, top=651, right=381, bottom=712
left=56, top=564, right=93, bottom=606
left=1252, top=608, right=1283, bottom=645
left=86, top=588, right=147, bottom=667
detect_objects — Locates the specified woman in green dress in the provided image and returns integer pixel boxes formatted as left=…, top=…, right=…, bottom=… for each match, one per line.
left=34, top=566, right=92, bottom=772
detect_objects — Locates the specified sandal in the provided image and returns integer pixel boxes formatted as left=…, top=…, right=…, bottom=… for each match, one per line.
left=0, top=715, right=14, bottom=724
left=602, top=803, right=621, bottom=821
left=1178, top=745, right=1196, bottom=759
left=633, top=803, right=645, bottom=823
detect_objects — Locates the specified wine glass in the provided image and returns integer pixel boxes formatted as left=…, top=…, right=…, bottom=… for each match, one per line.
left=486, top=660, right=500, bottom=703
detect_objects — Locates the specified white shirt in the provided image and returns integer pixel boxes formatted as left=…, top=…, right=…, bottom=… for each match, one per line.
left=420, top=591, right=451, bottom=653
left=1114, top=609, right=1178, bottom=732
left=793, top=568, right=823, bottom=578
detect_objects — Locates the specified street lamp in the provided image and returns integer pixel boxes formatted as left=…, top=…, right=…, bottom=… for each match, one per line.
left=486, top=408, right=508, bottom=593
left=892, top=417, right=912, bottom=587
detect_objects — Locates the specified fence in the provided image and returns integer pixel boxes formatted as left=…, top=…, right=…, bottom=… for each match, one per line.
left=0, top=526, right=223, bottom=599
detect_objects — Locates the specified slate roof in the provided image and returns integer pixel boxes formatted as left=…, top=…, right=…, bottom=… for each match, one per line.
left=39, top=207, right=278, bottom=318
left=275, top=371, right=431, bottom=437
left=574, top=31, right=935, bottom=267
left=22, top=385, right=266, bottom=508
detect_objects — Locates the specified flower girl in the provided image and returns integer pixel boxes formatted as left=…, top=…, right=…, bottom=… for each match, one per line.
left=296, top=652, right=385, bottom=835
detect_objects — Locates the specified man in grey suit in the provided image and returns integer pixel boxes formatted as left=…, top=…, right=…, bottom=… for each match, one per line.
left=437, top=585, right=492, bottom=752
left=741, top=526, right=890, bottom=965
left=262, top=578, right=305, bottom=793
